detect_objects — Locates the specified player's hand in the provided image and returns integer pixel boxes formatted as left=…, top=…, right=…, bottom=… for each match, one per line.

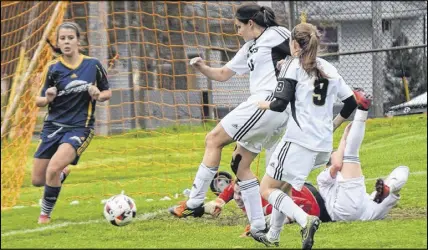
left=204, top=197, right=226, bottom=218
left=276, top=59, right=285, bottom=70
left=88, top=85, right=101, bottom=101
left=255, top=100, right=271, bottom=110
left=45, top=87, right=57, bottom=103
left=189, top=57, right=205, bottom=68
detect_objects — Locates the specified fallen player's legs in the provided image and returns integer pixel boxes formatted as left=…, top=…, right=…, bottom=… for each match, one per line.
left=318, top=109, right=369, bottom=221
left=340, top=109, right=367, bottom=179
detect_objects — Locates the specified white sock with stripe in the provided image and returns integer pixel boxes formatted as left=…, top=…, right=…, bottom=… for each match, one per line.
left=267, top=208, right=287, bottom=240
left=186, top=163, right=218, bottom=209
left=238, top=178, right=266, bottom=231
left=268, top=189, right=308, bottom=228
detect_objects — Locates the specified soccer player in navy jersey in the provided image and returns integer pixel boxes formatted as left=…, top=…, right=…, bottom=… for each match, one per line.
left=32, top=22, right=111, bottom=224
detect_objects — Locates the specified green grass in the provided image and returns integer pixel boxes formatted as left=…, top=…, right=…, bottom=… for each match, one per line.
left=1, top=114, right=427, bottom=248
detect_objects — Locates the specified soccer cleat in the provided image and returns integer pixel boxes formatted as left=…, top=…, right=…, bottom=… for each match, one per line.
left=373, top=166, right=410, bottom=203
left=353, top=88, right=372, bottom=111
left=250, top=225, right=279, bottom=247
left=239, top=224, right=251, bottom=238
left=168, top=200, right=204, bottom=218
left=373, top=178, right=390, bottom=204
left=301, top=215, right=321, bottom=250
left=38, top=214, right=51, bottom=224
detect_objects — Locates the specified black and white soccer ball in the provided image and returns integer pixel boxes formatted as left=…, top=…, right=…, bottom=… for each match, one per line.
left=103, top=194, right=137, bottom=226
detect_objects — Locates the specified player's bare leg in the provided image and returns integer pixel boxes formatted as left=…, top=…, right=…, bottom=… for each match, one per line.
left=39, top=143, right=76, bottom=224
left=33, top=160, right=71, bottom=187
left=169, top=123, right=233, bottom=218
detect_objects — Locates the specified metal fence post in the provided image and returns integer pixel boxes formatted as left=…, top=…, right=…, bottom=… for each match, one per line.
left=371, top=1, right=384, bottom=117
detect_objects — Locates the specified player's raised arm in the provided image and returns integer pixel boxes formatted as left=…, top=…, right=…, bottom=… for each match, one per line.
left=189, top=56, right=235, bottom=82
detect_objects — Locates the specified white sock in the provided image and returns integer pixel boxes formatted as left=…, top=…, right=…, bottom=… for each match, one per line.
left=238, top=178, right=266, bottom=231
left=343, top=110, right=367, bottom=163
left=186, top=163, right=218, bottom=209
left=267, top=208, right=287, bottom=240
left=268, top=189, right=308, bottom=228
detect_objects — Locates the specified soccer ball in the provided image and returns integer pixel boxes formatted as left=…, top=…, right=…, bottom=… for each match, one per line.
left=103, top=194, right=137, bottom=226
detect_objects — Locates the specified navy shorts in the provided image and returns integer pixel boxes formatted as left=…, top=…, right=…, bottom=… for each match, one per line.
left=34, top=123, right=94, bottom=165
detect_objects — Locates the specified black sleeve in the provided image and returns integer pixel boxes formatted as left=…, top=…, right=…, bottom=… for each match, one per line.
left=274, top=78, right=297, bottom=102
left=339, top=95, right=358, bottom=119
left=269, top=99, right=289, bottom=112
left=95, top=60, right=110, bottom=91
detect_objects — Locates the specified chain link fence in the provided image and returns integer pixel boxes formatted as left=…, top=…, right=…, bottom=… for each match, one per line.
left=290, top=1, right=427, bottom=117
left=4, top=2, right=426, bottom=136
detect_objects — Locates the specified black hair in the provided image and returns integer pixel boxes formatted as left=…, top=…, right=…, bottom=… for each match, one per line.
left=235, top=4, right=279, bottom=28
left=46, top=22, right=82, bottom=55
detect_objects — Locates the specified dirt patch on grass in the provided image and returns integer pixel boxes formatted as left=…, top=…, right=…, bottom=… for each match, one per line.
left=387, top=207, right=427, bottom=220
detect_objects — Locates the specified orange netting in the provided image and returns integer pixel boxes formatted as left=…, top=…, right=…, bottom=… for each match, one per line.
left=2, top=1, right=276, bottom=208
left=1, top=1, right=68, bottom=209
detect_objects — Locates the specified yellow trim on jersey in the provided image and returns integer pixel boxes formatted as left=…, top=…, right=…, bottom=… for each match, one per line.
left=59, top=54, right=84, bottom=70
left=82, top=55, right=94, bottom=60
left=76, top=129, right=94, bottom=156
left=35, top=139, right=43, bottom=152
left=37, top=59, right=59, bottom=94
left=85, top=100, right=93, bottom=127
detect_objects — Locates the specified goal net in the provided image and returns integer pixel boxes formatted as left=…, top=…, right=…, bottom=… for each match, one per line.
left=1, top=1, right=268, bottom=209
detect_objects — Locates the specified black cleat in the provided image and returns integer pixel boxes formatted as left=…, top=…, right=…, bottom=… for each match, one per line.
left=373, top=178, right=389, bottom=204
left=168, top=200, right=204, bottom=218
left=250, top=224, right=279, bottom=247
left=301, top=216, right=321, bottom=250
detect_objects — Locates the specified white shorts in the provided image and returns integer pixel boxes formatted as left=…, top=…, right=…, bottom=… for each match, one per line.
left=317, top=170, right=400, bottom=221
left=266, top=141, right=330, bottom=191
left=221, top=93, right=289, bottom=154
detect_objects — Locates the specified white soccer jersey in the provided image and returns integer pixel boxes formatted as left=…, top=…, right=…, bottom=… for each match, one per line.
left=225, top=26, right=291, bottom=96
left=280, top=56, right=354, bottom=152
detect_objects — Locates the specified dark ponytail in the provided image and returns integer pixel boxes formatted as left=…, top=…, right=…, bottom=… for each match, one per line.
left=235, top=4, right=279, bottom=28
left=291, top=23, right=322, bottom=76
left=46, top=38, right=62, bottom=54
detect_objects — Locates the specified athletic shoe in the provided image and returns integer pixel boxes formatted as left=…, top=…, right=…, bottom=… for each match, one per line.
left=301, top=215, right=321, bottom=250
left=38, top=214, right=51, bottom=224
left=353, top=88, right=372, bottom=111
left=239, top=224, right=251, bottom=238
left=373, top=178, right=390, bottom=204
left=250, top=225, right=279, bottom=247
left=168, top=200, right=204, bottom=218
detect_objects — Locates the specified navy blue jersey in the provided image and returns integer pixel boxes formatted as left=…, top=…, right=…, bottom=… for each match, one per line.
left=39, top=55, right=109, bottom=128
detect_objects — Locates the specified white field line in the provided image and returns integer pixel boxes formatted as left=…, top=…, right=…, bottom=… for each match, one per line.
left=1, top=209, right=167, bottom=237
left=365, top=170, right=426, bottom=181
left=2, top=171, right=426, bottom=237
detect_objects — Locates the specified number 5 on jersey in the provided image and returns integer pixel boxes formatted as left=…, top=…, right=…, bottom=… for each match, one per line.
left=313, top=78, right=329, bottom=106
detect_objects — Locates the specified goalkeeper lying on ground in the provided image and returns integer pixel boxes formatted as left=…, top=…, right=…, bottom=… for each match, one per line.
left=205, top=91, right=409, bottom=236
